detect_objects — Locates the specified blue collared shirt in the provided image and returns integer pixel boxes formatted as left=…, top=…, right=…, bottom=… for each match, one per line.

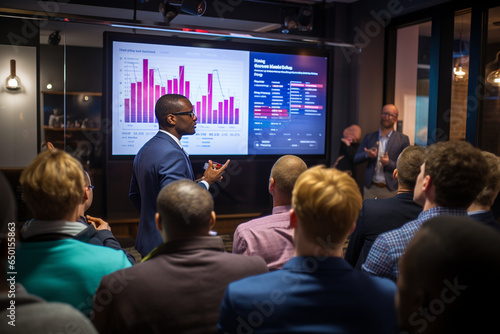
left=372, top=129, right=393, bottom=183
left=362, top=206, right=468, bottom=281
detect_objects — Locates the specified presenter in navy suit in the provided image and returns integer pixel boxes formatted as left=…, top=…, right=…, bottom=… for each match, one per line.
left=354, top=104, right=410, bottom=199
left=130, top=94, right=229, bottom=256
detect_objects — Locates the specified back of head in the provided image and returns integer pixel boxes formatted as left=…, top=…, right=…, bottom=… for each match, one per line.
left=157, top=179, right=213, bottom=236
left=292, top=166, right=362, bottom=244
left=155, top=94, right=188, bottom=129
left=270, top=155, right=308, bottom=196
left=20, top=149, right=84, bottom=221
left=396, top=146, right=426, bottom=190
left=473, top=151, right=500, bottom=207
left=400, top=216, right=500, bottom=333
left=424, top=141, right=488, bottom=208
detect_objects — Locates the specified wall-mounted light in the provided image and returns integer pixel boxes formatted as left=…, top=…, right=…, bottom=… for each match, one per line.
left=453, top=66, right=467, bottom=80
left=46, top=83, right=53, bottom=90
left=486, top=51, right=500, bottom=87
left=181, top=0, right=206, bottom=16
left=5, top=59, right=21, bottom=91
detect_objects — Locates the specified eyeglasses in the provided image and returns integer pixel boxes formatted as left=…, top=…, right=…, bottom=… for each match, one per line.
left=87, top=185, right=95, bottom=190
left=171, top=110, right=195, bottom=118
left=381, top=112, right=397, bottom=119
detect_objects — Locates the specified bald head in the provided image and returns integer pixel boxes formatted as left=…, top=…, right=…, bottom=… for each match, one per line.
left=157, top=179, right=214, bottom=237
left=270, top=155, right=308, bottom=197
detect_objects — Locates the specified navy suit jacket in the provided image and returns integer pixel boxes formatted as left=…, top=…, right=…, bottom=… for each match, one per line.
left=468, top=211, right=500, bottom=232
left=218, top=257, right=398, bottom=334
left=345, top=192, right=422, bottom=270
left=354, top=130, right=410, bottom=191
left=129, top=131, right=195, bottom=256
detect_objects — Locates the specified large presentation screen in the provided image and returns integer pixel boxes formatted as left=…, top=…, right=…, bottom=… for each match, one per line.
left=107, top=33, right=330, bottom=157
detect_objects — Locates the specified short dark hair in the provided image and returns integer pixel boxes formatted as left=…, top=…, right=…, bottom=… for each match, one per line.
left=473, top=151, right=500, bottom=207
left=400, top=215, right=500, bottom=333
left=424, top=141, right=488, bottom=208
left=396, top=146, right=426, bottom=190
left=157, top=179, right=213, bottom=235
left=155, top=94, right=189, bottom=129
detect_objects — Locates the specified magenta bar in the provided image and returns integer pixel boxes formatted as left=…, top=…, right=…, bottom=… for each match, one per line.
left=179, top=66, right=184, bottom=95
left=143, top=60, right=148, bottom=124
left=149, top=69, right=154, bottom=123
left=155, top=85, right=160, bottom=123
left=224, top=99, right=229, bottom=124
left=229, top=96, right=234, bottom=124
left=173, top=78, right=178, bottom=94
left=218, top=102, right=223, bottom=125
left=196, top=101, right=201, bottom=121
left=161, top=86, right=166, bottom=96
left=185, top=81, right=190, bottom=100
left=124, top=98, right=130, bottom=123
left=208, top=73, right=212, bottom=123
left=131, top=83, right=136, bottom=123
left=213, top=110, right=217, bottom=124
left=235, top=108, right=239, bottom=124
left=202, top=95, right=207, bottom=124
left=137, top=82, right=142, bottom=122
left=167, top=80, right=173, bottom=94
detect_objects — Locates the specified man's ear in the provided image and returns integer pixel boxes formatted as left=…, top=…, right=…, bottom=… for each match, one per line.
left=422, top=174, right=432, bottom=192
left=166, top=114, right=176, bottom=126
left=155, top=212, right=163, bottom=232
left=269, top=177, right=275, bottom=195
left=393, top=169, right=398, bottom=181
left=349, top=221, right=357, bottom=235
left=290, top=209, right=297, bottom=229
left=209, top=211, right=216, bottom=230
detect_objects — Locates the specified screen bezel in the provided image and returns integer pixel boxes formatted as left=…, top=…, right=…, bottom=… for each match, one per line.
left=103, top=31, right=333, bottom=162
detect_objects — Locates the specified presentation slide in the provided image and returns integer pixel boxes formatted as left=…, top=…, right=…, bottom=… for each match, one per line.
left=110, top=39, right=328, bottom=156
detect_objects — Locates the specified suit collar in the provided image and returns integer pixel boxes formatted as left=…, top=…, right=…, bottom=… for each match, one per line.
left=157, top=130, right=183, bottom=149
left=283, top=256, right=352, bottom=273
left=142, top=236, right=225, bottom=261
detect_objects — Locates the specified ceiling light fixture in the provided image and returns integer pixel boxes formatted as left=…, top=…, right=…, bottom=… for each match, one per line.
left=181, top=0, right=206, bottom=16
left=159, top=0, right=178, bottom=23
left=48, top=31, right=61, bottom=45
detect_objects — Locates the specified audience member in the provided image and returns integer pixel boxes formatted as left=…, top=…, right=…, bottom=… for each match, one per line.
left=17, top=149, right=131, bottom=316
left=335, top=124, right=362, bottom=176
left=354, top=104, right=410, bottom=199
left=397, top=216, right=500, bottom=333
left=362, top=141, right=488, bottom=282
left=345, top=145, right=425, bottom=270
left=0, top=171, right=98, bottom=333
left=92, top=179, right=267, bottom=334
left=232, top=155, right=307, bottom=270
left=130, top=94, right=229, bottom=256
left=218, top=167, right=399, bottom=334
left=467, top=151, right=500, bottom=231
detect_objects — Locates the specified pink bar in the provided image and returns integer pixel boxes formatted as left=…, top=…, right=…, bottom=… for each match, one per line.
left=290, top=104, right=323, bottom=109
left=124, top=98, right=130, bottom=123
left=185, top=81, right=190, bottom=100
left=173, top=78, right=178, bottom=94
left=149, top=69, right=154, bottom=123
left=155, top=85, right=160, bottom=123
left=229, top=96, right=234, bottom=124
left=167, top=80, right=173, bottom=94
left=208, top=74, right=212, bottom=124
left=179, top=66, right=184, bottom=95
left=202, top=95, right=207, bottom=124
left=131, top=83, right=136, bottom=122
left=143, top=60, right=148, bottom=124
left=224, top=99, right=228, bottom=124
left=218, top=102, right=223, bottom=125
left=196, top=101, right=201, bottom=120
left=213, top=110, right=217, bottom=124
left=235, top=108, right=239, bottom=124
left=137, top=82, right=142, bottom=122
left=161, top=87, right=166, bottom=96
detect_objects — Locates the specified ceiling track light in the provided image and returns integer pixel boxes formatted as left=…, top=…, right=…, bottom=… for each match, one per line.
left=48, top=31, right=61, bottom=45
left=181, top=0, right=207, bottom=16
left=159, top=0, right=178, bottom=24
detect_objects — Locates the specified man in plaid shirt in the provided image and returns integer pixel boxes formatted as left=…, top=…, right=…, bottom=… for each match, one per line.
left=362, top=141, right=488, bottom=282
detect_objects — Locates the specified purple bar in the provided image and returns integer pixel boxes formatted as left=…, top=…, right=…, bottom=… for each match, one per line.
left=202, top=95, right=207, bottom=124
left=167, top=80, right=173, bottom=94
left=213, top=110, right=217, bottom=124
left=218, top=102, right=223, bottom=125
left=149, top=69, right=154, bottom=123
left=173, top=78, right=178, bottom=94
left=179, top=66, right=184, bottom=95
left=137, top=82, right=142, bottom=122
left=235, top=108, right=239, bottom=124
left=143, top=59, right=148, bottom=124
left=131, top=83, right=136, bottom=123
left=161, top=86, right=166, bottom=96
left=224, top=99, right=229, bottom=124
left=185, top=81, right=190, bottom=100
left=196, top=101, right=201, bottom=120
left=208, top=74, right=212, bottom=123
left=155, top=85, right=160, bottom=123
left=125, top=98, right=130, bottom=123
left=229, top=96, right=234, bottom=124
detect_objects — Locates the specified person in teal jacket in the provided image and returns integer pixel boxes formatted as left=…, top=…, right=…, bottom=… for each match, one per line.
left=17, top=149, right=131, bottom=317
